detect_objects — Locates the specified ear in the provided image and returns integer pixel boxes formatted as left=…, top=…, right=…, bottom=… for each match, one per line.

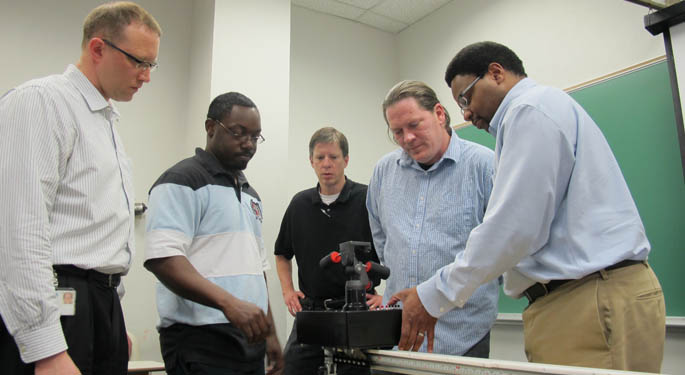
left=434, top=102, right=447, bottom=125
left=205, top=119, right=216, bottom=137
left=88, top=38, right=106, bottom=64
left=343, top=155, right=349, bottom=168
left=487, top=62, right=506, bottom=84
left=309, top=156, right=314, bottom=168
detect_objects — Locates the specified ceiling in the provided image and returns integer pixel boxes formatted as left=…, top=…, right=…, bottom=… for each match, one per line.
left=291, top=0, right=453, bottom=33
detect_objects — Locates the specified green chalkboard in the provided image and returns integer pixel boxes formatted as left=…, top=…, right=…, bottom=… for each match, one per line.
left=457, top=61, right=685, bottom=317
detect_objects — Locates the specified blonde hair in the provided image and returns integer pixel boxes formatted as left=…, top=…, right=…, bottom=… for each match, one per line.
left=81, top=1, right=162, bottom=48
left=309, top=127, right=349, bottom=158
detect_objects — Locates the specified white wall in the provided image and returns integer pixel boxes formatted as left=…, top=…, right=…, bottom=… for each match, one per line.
left=289, top=6, right=399, bottom=193
left=397, top=0, right=666, bottom=125
left=208, top=0, right=292, bottom=344
left=184, top=0, right=215, bottom=154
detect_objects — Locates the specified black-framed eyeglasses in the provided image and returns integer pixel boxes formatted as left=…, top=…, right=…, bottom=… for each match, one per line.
left=102, top=39, right=158, bottom=72
left=213, top=119, right=265, bottom=145
left=457, top=76, right=481, bottom=113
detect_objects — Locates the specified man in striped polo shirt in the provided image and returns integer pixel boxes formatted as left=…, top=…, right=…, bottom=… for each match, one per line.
left=144, top=92, right=283, bottom=375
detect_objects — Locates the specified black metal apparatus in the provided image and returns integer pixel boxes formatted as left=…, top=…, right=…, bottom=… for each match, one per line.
left=295, top=241, right=401, bottom=375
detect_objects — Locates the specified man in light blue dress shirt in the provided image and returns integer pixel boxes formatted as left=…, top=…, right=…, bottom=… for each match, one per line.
left=391, top=42, right=665, bottom=372
left=366, top=80, right=499, bottom=357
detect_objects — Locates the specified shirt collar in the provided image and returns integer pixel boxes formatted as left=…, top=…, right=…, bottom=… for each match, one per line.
left=397, top=130, right=462, bottom=171
left=63, top=64, right=119, bottom=118
left=311, top=176, right=353, bottom=205
left=194, top=147, right=248, bottom=187
left=488, top=77, right=536, bottom=137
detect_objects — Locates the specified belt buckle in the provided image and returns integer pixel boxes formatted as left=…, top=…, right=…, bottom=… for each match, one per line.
left=108, top=274, right=114, bottom=287
left=525, top=283, right=549, bottom=304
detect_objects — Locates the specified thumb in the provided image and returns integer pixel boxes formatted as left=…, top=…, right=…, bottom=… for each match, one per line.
left=388, top=289, right=407, bottom=305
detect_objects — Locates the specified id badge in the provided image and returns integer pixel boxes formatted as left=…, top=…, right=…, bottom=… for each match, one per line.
left=56, top=288, right=76, bottom=316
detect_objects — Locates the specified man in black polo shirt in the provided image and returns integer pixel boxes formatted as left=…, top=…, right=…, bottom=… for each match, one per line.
left=275, top=127, right=380, bottom=375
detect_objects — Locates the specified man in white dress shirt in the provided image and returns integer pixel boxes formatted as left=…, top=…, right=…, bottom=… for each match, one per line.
left=0, top=2, right=161, bottom=374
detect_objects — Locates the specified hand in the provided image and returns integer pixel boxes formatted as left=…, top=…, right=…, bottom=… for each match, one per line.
left=366, top=293, right=384, bottom=310
left=283, top=289, right=304, bottom=317
left=222, top=298, right=270, bottom=344
left=35, top=351, right=81, bottom=375
left=388, top=287, right=438, bottom=353
left=265, top=332, right=284, bottom=375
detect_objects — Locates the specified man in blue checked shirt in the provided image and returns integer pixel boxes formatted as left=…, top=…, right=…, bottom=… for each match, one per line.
left=366, top=80, right=499, bottom=357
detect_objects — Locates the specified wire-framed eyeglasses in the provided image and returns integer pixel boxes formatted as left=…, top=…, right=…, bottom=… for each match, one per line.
left=213, top=119, right=265, bottom=145
left=457, top=76, right=481, bottom=114
left=102, top=39, right=158, bottom=72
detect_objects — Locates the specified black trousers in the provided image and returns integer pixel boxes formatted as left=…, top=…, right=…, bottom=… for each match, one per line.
left=0, top=266, right=128, bottom=375
left=160, top=323, right=266, bottom=375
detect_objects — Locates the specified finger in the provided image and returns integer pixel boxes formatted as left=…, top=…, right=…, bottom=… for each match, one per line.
left=258, top=320, right=270, bottom=341
left=249, top=320, right=266, bottom=343
left=294, top=300, right=302, bottom=312
left=426, top=326, right=435, bottom=353
left=412, top=330, right=425, bottom=351
left=398, top=311, right=418, bottom=351
left=242, top=324, right=255, bottom=343
left=405, top=325, right=419, bottom=352
left=296, top=291, right=305, bottom=299
left=397, top=315, right=411, bottom=350
left=257, top=314, right=271, bottom=340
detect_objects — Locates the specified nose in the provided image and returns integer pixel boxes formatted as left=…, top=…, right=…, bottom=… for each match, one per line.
left=403, top=130, right=416, bottom=144
left=321, top=156, right=333, bottom=167
left=241, top=138, right=258, bottom=151
left=138, top=68, right=151, bottom=83
left=463, top=108, right=473, bottom=122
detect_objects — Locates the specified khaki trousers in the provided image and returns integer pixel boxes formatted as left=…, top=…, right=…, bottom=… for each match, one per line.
left=522, top=262, right=665, bottom=372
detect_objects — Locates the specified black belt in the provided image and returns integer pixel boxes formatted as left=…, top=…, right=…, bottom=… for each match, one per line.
left=300, top=296, right=345, bottom=311
left=53, top=265, right=122, bottom=288
left=523, top=259, right=643, bottom=305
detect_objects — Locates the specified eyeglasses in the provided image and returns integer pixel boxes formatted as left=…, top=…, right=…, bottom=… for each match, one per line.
left=457, top=76, right=481, bottom=114
left=214, top=119, right=265, bottom=145
left=102, top=39, right=158, bottom=72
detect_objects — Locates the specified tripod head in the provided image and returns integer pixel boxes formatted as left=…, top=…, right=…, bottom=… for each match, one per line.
left=319, top=241, right=390, bottom=311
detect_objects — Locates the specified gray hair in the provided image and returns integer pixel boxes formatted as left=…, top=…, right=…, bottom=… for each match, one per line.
left=382, top=80, right=451, bottom=132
